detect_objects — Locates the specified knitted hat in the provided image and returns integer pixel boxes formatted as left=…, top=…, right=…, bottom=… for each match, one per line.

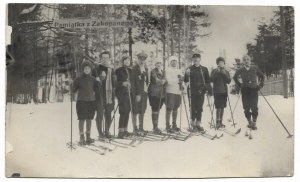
left=168, top=55, right=178, bottom=62
left=216, top=57, right=225, bottom=65
left=81, top=59, right=93, bottom=70
left=192, top=53, right=201, bottom=58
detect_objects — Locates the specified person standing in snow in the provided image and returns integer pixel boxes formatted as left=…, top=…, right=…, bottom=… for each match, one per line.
left=184, top=53, right=212, bottom=132
left=210, top=57, right=231, bottom=129
left=165, top=56, right=184, bottom=133
left=115, top=56, right=135, bottom=138
left=73, top=60, right=98, bottom=145
left=92, top=51, right=116, bottom=139
left=148, top=61, right=167, bottom=134
left=233, top=55, right=264, bottom=130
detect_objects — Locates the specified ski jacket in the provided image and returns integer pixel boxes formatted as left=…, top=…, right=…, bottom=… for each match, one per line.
left=148, top=67, right=166, bottom=97
left=210, top=67, right=231, bottom=94
left=92, top=64, right=116, bottom=103
left=72, top=74, right=98, bottom=101
left=131, top=64, right=149, bottom=96
left=115, top=66, right=135, bottom=98
left=233, top=65, right=264, bottom=89
left=184, top=65, right=212, bottom=95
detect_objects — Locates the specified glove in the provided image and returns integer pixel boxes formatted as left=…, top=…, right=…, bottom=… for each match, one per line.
left=122, top=81, right=131, bottom=89
left=259, top=82, right=264, bottom=89
left=100, top=71, right=106, bottom=80
left=96, top=77, right=101, bottom=82
left=136, top=95, right=141, bottom=102
left=185, top=68, right=190, bottom=76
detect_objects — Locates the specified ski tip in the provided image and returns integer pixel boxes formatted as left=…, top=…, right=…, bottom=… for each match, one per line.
left=287, top=134, right=293, bottom=139
left=236, top=128, right=242, bottom=134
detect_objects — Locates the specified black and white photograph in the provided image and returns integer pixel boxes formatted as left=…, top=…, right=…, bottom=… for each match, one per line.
left=3, top=1, right=296, bottom=179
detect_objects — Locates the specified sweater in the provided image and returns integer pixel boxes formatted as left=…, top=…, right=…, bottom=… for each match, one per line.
left=73, top=74, right=98, bottom=101
left=165, top=67, right=183, bottom=95
left=233, top=65, right=264, bottom=88
left=148, top=68, right=166, bottom=97
left=210, top=67, right=231, bottom=94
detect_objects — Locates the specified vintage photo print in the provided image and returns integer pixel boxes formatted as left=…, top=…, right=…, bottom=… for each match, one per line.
left=5, top=3, right=294, bottom=178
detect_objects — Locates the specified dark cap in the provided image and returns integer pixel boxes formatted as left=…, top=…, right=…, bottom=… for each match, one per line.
left=121, top=55, right=130, bottom=62
left=216, top=57, right=225, bottom=65
left=192, top=53, right=201, bottom=58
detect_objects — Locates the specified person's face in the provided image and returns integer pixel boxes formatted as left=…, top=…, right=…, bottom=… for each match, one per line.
left=218, top=61, right=225, bottom=68
left=170, top=60, right=177, bottom=67
left=83, top=66, right=91, bottom=74
left=193, top=57, right=200, bottom=66
left=155, top=62, right=162, bottom=70
left=124, top=58, right=130, bottom=67
left=138, top=57, right=146, bottom=65
left=101, top=53, right=110, bottom=65
left=243, top=56, right=251, bottom=67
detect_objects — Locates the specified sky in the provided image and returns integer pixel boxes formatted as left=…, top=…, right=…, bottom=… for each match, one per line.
left=199, top=5, right=278, bottom=68
left=133, top=5, right=278, bottom=69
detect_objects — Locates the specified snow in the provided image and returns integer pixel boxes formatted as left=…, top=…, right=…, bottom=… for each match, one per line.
left=5, top=94, right=294, bottom=178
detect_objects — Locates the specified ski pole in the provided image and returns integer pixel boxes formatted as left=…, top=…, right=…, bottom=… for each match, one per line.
left=181, top=90, right=191, bottom=130
left=199, top=67, right=216, bottom=130
left=232, top=94, right=241, bottom=113
left=227, top=95, right=237, bottom=128
left=110, top=104, right=119, bottom=137
left=259, top=90, right=293, bottom=138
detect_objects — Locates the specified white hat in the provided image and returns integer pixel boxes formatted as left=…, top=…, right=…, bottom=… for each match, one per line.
left=168, top=56, right=178, bottom=62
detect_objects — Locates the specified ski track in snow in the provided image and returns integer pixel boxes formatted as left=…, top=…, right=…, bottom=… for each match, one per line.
left=5, top=95, right=294, bottom=178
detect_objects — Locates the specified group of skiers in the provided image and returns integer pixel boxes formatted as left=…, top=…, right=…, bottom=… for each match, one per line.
left=73, top=51, right=264, bottom=145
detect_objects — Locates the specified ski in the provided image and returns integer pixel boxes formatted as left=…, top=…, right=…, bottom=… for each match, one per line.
left=98, top=137, right=132, bottom=148
left=187, top=129, right=217, bottom=140
left=146, top=132, right=169, bottom=141
left=76, top=143, right=106, bottom=155
left=90, top=142, right=117, bottom=152
left=163, top=131, right=192, bottom=141
left=218, top=128, right=241, bottom=137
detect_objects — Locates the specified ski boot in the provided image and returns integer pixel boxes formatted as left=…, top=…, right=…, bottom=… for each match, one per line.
left=247, top=118, right=253, bottom=129
left=85, top=133, right=95, bottom=145
left=166, top=125, right=173, bottom=133
left=79, top=134, right=86, bottom=145
left=153, top=127, right=162, bottom=135
left=251, top=122, right=257, bottom=130
left=172, top=124, right=180, bottom=132
left=118, top=131, right=126, bottom=139
left=195, top=121, right=204, bottom=132
left=219, top=120, right=226, bottom=129
left=105, top=131, right=113, bottom=139
left=98, top=132, right=105, bottom=139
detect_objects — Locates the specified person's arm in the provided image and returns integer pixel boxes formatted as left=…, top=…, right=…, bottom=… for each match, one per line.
left=256, top=66, right=265, bottom=88
left=220, top=69, right=231, bottom=84
left=184, top=67, right=190, bottom=83
left=210, top=69, right=218, bottom=82
left=72, top=78, right=79, bottom=93
left=204, top=67, right=212, bottom=96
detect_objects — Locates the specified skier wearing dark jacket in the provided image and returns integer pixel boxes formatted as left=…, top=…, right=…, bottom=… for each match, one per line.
left=148, top=61, right=166, bottom=134
left=131, top=51, right=149, bottom=134
left=115, top=56, right=135, bottom=138
left=73, top=60, right=99, bottom=145
left=92, top=51, right=116, bottom=139
left=233, top=55, right=264, bottom=130
left=184, top=53, right=212, bottom=131
left=210, top=57, right=231, bottom=129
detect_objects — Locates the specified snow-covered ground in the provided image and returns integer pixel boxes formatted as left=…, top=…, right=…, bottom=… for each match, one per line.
left=5, top=94, right=294, bottom=178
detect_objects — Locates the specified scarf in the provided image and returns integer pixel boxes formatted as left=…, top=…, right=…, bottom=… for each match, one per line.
left=105, top=68, right=113, bottom=104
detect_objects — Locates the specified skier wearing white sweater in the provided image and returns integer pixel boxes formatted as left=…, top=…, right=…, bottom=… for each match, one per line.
left=165, top=56, right=184, bottom=133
